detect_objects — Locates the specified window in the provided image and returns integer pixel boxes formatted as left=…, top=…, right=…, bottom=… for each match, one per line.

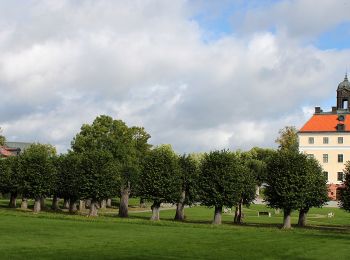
left=338, top=172, right=344, bottom=181
left=338, top=137, right=344, bottom=144
left=308, top=137, right=314, bottom=144
left=323, top=137, right=329, bottom=144
left=323, top=154, right=328, bottom=163
left=307, top=154, right=314, bottom=159
left=338, top=154, right=344, bottom=163
left=323, top=171, right=328, bottom=181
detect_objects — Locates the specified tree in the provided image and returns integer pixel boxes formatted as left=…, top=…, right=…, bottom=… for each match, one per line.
left=18, top=143, right=57, bottom=213
left=275, top=126, right=299, bottom=153
left=56, top=153, right=82, bottom=213
left=118, top=126, right=151, bottom=218
left=340, top=161, right=350, bottom=212
left=197, top=150, right=244, bottom=225
left=71, top=115, right=151, bottom=218
left=78, top=150, right=121, bottom=216
left=138, top=145, right=181, bottom=221
left=174, top=154, right=200, bottom=221
left=265, top=151, right=308, bottom=229
left=0, top=127, right=5, bottom=146
left=297, top=157, right=328, bottom=227
left=0, top=156, right=22, bottom=207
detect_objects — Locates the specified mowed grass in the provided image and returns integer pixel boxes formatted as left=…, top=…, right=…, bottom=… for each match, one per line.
left=0, top=200, right=350, bottom=259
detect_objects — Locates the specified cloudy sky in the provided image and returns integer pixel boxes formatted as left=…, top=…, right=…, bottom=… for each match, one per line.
left=1, top=0, right=350, bottom=153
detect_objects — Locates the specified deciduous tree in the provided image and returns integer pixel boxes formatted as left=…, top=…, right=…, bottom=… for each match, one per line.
left=18, top=143, right=57, bottom=213
left=174, top=154, right=200, bottom=221
left=275, top=126, right=299, bottom=153
left=340, top=161, right=350, bottom=212
left=265, top=151, right=308, bottom=229
left=297, top=157, right=328, bottom=227
left=198, top=150, right=244, bottom=225
left=138, top=145, right=181, bottom=221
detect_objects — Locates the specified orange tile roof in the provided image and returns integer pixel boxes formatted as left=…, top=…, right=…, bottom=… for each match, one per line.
left=299, top=114, right=350, bottom=132
left=0, top=146, right=13, bottom=157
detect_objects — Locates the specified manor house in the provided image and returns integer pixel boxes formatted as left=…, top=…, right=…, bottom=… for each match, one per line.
left=298, top=74, right=350, bottom=200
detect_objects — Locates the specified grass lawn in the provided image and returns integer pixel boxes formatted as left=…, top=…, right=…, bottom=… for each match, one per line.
left=0, top=199, right=350, bottom=259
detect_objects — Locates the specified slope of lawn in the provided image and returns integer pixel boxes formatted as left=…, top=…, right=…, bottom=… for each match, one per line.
left=0, top=200, right=350, bottom=259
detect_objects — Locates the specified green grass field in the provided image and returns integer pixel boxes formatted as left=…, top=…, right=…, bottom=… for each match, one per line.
left=0, top=199, right=350, bottom=259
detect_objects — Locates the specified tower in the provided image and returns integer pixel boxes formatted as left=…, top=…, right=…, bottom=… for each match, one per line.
left=337, top=74, right=350, bottom=110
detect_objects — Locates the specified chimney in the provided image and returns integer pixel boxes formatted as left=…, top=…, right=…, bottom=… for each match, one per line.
left=315, top=107, right=322, bottom=114
left=332, top=106, right=337, bottom=113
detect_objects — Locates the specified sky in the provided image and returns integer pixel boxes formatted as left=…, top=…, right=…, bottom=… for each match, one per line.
left=0, top=0, right=350, bottom=153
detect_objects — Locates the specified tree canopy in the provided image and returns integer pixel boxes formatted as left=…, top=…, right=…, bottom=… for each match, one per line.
left=275, top=126, right=299, bottom=153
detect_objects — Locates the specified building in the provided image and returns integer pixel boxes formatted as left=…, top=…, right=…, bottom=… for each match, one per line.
left=298, top=74, right=350, bottom=200
left=0, top=142, right=32, bottom=158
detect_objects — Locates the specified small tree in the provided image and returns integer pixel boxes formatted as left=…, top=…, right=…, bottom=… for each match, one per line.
left=297, top=157, right=328, bottom=227
left=265, top=151, right=309, bottom=229
left=0, top=156, right=22, bottom=207
left=0, top=127, right=5, bottom=146
left=198, top=150, right=244, bottom=225
left=174, top=154, right=200, bottom=221
left=56, top=153, right=82, bottom=213
left=19, top=143, right=57, bottom=213
left=275, top=126, right=299, bottom=153
left=340, top=161, right=350, bottom=212
left=78, top=150, right=121, bottom=216
left=138, top=145, right=181, bottom=221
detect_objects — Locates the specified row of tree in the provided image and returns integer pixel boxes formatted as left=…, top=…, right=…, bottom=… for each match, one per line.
left=0, top=118, right=339, bottom=229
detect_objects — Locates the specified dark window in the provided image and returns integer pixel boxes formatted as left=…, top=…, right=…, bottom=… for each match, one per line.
left=338, top=172, right=344, bottom=181
left=307, top=154, right=314, bottom=159
left=323, top=137, right=329, bottom=144
left=338, top=137, right=344, bottom=144
left=323, top=154, right=328, bottom=163
left=338, top=154, right=344, bottom=163
left=323, top=171, right=328, bottom=181
left=308, top=137, right=314, bottom=144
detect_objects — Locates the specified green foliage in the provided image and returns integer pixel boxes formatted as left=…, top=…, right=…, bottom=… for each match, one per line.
left=300, top=157, right=328, bottom=210
left=265, top=151, right=309, bottom=212
left=275, top=126, right=299, bottom=152
left=0, top=156, right=21, bottom=195
left=179, top=154, right=200, bottom=205
left=78, top=150, right=121, bottom=201
left=198, top=150, right=245, bottom=208
left=71, top=115, right=151, bottom=192
left=340, top=161, right=350, bottom=211
left=0, top=127, right=5, bottom=146
left=19, top=143, right=57, bottom=199
left=56, top=152, right=82, bottom=202
left=138, top=145, right=181, bottom=204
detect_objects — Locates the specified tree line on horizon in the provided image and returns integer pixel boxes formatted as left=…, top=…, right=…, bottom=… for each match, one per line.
left=1, top=119, right=350, bottom=229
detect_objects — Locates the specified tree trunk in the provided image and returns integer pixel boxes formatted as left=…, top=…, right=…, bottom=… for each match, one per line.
left=106, top=198, right=112, bottom=208
left=234, top=205, right=240, bottom=224
left=69, top=200, right=77, bottom=213
left=298, top=208, right=308, bottom=227
left=9, top=192, right=17, bottom=208
left=282, top=209, right=292, bottom=229
left=213, top=206, right=222, bottom=225
left=33, top=198, right=41, bottom=213
left=88, top=200, right=99, bottom=217
left=21, top=198, right=28, bottom=210
left=85, top=199, right=91, bottom=209
left=63, top=198, right=70, bottom=209
left=79, top=200, right=85, bottom=211
left=150, top=201, right=161, bottom=221
left=100, top=199, right=107, bottom=209
left=139, top=198, right=146, bottom=208
left=174, top=190, right=186, bottom=221
left=51, top=196, right=59, bottom=211
left=118, top=184, right=130, bottom=218
left=40, top=197, right=46, bottom=210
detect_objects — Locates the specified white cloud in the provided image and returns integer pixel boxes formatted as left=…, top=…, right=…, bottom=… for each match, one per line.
left=0, top=0, right=349, bottom=153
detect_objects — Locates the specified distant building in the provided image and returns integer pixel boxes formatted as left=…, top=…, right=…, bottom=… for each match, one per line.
left=0, top=142, right=32, bottom=158
left=298, top=74, right=350, bottom=200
